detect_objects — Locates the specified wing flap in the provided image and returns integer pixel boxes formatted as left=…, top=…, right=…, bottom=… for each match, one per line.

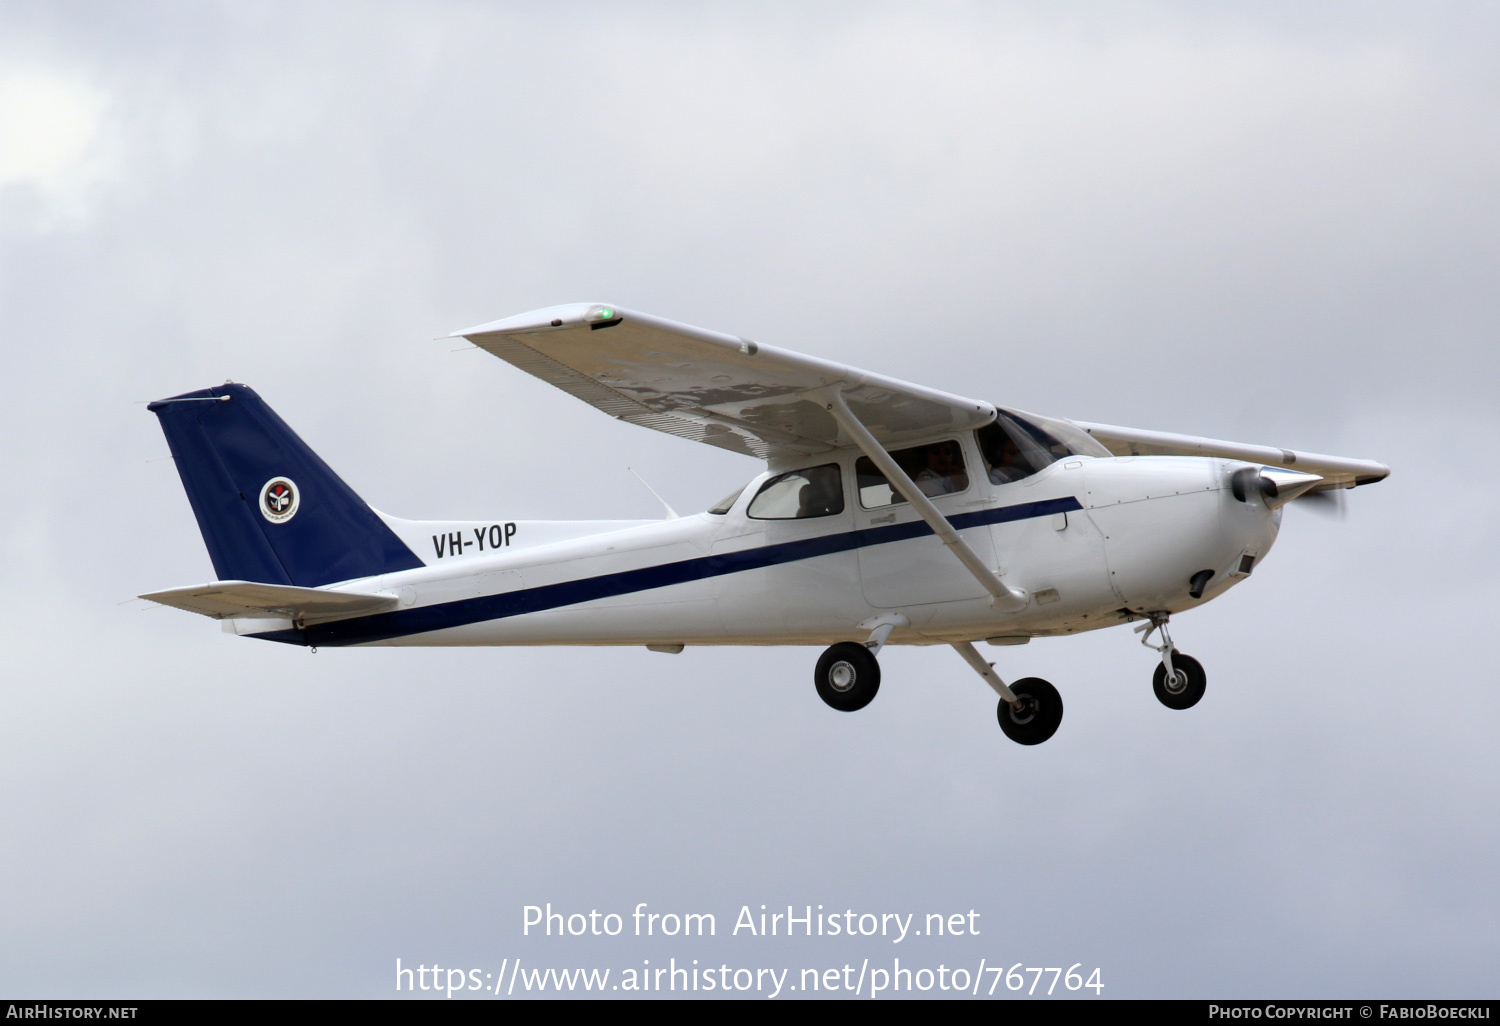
left=140, top=581, right=398, bottom=621
left=1075, top=421, right=1390, bottom=488
left=454, top=304, right=994, bottom=460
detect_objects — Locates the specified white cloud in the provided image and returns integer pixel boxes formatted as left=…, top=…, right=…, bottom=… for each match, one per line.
left=0, top=64, right=112, bottom=230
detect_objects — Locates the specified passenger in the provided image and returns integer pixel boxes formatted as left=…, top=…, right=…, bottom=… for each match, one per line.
left=915, top=444, right=963, bottom=496
left=796, top=473, right=842, bottom=517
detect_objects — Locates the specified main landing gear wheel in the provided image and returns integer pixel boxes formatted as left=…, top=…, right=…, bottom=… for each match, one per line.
left=1153, top=653, right=1206, bottom=710
left=997, top=677, right=1063, bottom=745
left=815, top=642, right=881, bottom=712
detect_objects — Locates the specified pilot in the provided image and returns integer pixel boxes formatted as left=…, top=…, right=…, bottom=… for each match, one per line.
left=985, top=433, right=1029, bottom=485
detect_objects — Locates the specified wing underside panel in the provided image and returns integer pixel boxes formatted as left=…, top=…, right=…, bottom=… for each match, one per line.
left=458, top=305, right=995, bottom=461
left=475, top=333, right=781, bottom=459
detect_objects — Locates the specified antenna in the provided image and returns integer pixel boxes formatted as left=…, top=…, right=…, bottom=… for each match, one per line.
left=627, top=467, right=679, bottom=520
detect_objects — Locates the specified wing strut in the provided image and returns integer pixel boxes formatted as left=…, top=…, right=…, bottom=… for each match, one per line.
left=826, top=392, right=1029, bottom=612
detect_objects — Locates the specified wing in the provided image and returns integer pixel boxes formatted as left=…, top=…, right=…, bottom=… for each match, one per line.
left=451, top=304, right=995, bottom=460
left=1074, top=421, right=1390, bottom=489
left=140, top=581, right=397, bottom=621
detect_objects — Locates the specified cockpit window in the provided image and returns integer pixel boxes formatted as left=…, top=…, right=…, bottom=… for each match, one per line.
left=747, top=464, right=845, bottom=520
left=707, top=483, right=747, bottom=515
left=977, top=409, right=1110, bottom=485
left=1014, top=409, right=1113, bottom=460
left=856, top=439, right=969, bottom=508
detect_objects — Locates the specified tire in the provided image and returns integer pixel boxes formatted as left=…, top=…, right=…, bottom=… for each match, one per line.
left=997, top=677, right=1063, bottom=745
left=814, top=642, right=881, bottom=712
left=1153, top=653, right=1206, bottom=710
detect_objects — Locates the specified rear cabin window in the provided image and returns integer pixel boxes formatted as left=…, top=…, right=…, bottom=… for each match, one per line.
left=747, top=464, right=845, bottom=520
left=855, top=439, right=969, bottom=508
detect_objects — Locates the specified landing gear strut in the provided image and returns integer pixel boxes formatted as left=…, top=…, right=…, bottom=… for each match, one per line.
left=1137, top=616, right=1206, bottom=710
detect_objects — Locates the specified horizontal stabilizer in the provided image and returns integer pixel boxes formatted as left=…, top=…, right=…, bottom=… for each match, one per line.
left=140, top=581, right=398, bottom=621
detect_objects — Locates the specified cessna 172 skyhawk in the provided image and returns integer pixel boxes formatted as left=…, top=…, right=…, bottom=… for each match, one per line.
left=142, top=303, right=1388, bottom=745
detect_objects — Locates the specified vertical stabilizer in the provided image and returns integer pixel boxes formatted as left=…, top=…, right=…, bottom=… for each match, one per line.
left=149, top=384, right=424, bottom=587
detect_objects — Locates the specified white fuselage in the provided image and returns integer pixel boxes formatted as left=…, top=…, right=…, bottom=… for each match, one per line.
left=243, top=449, right=1280, bottom=650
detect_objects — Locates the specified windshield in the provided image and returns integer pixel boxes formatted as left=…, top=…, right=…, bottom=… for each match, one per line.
left=1011, top=409, right=1113, bottom=460
left=977, top=409, right=1110, bottom=485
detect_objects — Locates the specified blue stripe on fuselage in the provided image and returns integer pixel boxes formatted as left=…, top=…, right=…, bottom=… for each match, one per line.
left=261, top=496, right=1083, bottom=647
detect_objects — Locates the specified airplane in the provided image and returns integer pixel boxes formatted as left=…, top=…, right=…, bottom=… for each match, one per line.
left=141, top=303, right=1389, bottom=745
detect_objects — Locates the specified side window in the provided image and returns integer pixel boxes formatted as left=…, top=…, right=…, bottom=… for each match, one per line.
left=976, top=420, right=1036, bottom=485
left=855, top=439, right=969, bottom=508
left=747, top=464, right=845, bottom=520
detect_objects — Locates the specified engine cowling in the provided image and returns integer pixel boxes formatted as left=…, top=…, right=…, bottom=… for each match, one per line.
left=1083, top=457, right=1280, bottom=612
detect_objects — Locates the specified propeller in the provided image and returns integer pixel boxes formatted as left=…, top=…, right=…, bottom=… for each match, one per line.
left=1290, top=487, right=1348, bottom=520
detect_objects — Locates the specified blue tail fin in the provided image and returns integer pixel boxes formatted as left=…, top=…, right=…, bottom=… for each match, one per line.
left=149, top=384, right=424, bottom=587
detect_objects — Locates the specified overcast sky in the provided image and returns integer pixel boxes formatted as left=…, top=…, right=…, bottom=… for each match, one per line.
left=1, top=1, right=1496, bottom=999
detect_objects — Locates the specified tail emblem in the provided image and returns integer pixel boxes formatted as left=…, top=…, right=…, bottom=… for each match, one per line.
left=258, top=477, right=300, bottom=524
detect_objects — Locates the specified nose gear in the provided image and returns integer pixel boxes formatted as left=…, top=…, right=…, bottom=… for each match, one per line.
left=1136, top=615, right=1207, bottom=709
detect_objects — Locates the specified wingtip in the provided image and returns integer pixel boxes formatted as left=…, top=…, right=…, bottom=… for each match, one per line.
left=449, top=302, right=617, bottom=338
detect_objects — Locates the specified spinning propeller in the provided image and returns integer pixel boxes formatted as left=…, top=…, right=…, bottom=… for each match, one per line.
left=1290, top=487, right=1349, bottom=519
left=1230, top=465, right=1350, bottom=518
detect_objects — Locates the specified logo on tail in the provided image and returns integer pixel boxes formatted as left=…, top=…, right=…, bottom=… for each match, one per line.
left=259, top=477, right=299, bottom=523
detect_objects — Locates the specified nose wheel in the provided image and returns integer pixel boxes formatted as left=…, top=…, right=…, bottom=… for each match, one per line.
left=1153, top=653, right=1206, bottom=709
left=1138, top=616, right=1207, bottom=710
left=814, top=642, right=881, bottom=711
